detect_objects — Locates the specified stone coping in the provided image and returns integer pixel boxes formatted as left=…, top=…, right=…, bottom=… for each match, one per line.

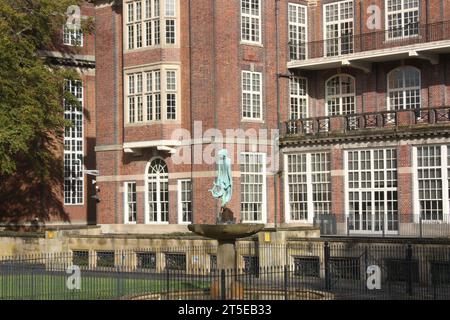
left=289, top=236, right=450, bottom=245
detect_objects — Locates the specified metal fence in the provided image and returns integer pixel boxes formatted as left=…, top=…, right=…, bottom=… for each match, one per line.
left=1, top=242, right=450, bottom=300
left=314, top=214, right=450, bottom=239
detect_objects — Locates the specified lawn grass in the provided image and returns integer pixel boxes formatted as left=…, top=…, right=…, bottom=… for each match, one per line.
left=0, top=274, right=210, bottom=300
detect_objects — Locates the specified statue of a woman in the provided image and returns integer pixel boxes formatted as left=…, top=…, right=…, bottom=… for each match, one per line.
left=209, top=149, right=233, bottom=222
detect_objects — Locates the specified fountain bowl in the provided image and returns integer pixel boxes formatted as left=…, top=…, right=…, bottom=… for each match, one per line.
left=188, top=224, right=265, bottom=241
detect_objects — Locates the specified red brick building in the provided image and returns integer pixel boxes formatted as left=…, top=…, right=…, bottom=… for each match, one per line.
left=91, top=0, right=450, bottom=235
left=281, top=0, right=450, bottom=235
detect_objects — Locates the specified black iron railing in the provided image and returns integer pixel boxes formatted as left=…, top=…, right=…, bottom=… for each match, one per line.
left=1, top=242, right=450, bottom=300
left=289, top=20, right=450, bottom=61
left=283, top=106, right=450, bottom=137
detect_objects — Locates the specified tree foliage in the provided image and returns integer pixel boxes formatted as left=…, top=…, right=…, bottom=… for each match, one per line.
left=0, top=0, right=93, bottom=223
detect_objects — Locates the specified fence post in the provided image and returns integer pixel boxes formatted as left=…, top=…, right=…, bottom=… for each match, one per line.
left=406, top=244, right=413, bottom=296
left=419, top=215, right=423, bottom=238
left=284, top=265, right=288, bottom=300
left=347, top=217, right=350, bottom=236
left=166, top=266, right=170, bottom=298
left=220, top=269, right=226, bottom=300
left=324, top=242, right=331, bottom=290
left=364, top=247, right=368, bottom=292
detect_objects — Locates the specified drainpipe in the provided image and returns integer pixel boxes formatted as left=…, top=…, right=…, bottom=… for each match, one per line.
left=274, top=0, right=281, bottom=228
left=189, top=0, right=194, bottom=222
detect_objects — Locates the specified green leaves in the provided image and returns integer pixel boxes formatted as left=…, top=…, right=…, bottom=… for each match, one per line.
left=0, top=0, right=83, bottom=176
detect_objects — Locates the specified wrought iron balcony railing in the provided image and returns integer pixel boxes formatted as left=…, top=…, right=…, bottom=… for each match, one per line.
left=282, top=106, right=450, bottom=138
left=289, top=20, right=450, bottom=61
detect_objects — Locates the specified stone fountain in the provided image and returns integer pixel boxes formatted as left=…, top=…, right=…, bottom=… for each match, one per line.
left=187, top=149, right=265, bottom=299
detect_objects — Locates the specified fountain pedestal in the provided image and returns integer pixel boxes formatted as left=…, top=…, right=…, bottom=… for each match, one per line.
left=188, top=223, right=265, bottom=299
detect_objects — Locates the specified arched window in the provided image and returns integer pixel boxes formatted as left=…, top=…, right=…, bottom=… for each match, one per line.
left=326, top=74, right=356, bottom=116
left=146, top=158, right=169, bottom=223
left=387, top=66, right=421, bottom=111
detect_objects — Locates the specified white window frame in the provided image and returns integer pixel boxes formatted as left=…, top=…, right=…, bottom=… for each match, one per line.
left=125, top=66, right=179, bottom=124
left=145, top=158, right=169, bottom=224
left=284, top=152, right=331, bottom=224
left=124, top=182, right=137, bottom=224
left=387, top=66, right=421, bottom=111
left=385, top=0, right=420, bottom=41
left=289, top=76, right=308, bottom=120
left=412, top=145, right=450, bottom=223
left=323, top=0, right=354, bottom=57
left=240, top=152, right=267, bottom=223
left=64, top=79, right=84, bottom=206
left=178, top=179, right=192, bottom=224
left=125, top=0, right=178, bottom=51
left=63, top=25, right=83, bottom=46
left=240, top=0, right=262, bottom=45
left=344, top=149, right=399, bottom=235
left=241, top=70, right=263, bottom=121
left=288, top=3, right=307, bottom=60
left=325, top=74, right=356, bottom=116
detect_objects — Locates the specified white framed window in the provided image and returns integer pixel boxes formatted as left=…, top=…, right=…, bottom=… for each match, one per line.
left=64, top=80, right=84, bottom=205
left=345, top=149, right=398, bottom=234
left=387, top=66, right=421, bottom=111
left=289, top=76, right=308, bottom=120
left=326, top=74, right=356, bottom=116
left=241, top=0, right=262, bottom=44
left=285, top=152, right=331, bottom=223
left=178, top=179, right=192, bottom=224
left=413, top=145, right=450, bottom=222
left=126, top=67, right=178, bottom=124
left=124, top=182, right=137, bottom=224
left=386, top=0, right=419, bottom=40
left=240, top=153, right=267, bottom=223
left=63, top=25, right=83, bottom=46
left=164, top=0, right=176, bottom=44
left=324, top=0, right=354, bottom=57
left=126, top=0, right=177, bottom=50
left=145, top=158, right=169, bottom=224
left=288, top=3, right=307, bottom=60
left=242, top=70, right=262, bottom=120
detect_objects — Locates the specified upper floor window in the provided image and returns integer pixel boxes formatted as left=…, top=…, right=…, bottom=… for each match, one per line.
left=289, top=77, right=308, bottom=119
left=386, top=0, right=419, bottom=40
left=324, top=0, right=354, bottom=57
left=126, top=66, right=178, bottom=124
left=242, top=70, right=262, bottom=120
left=288, top=3, right=307, bottom=60
left=326, top=74, right=356, bottom=116
left=126, top=0, right=177, bottom=50
left=63, top=25, right=83, bottom=46
left=387, top=66, right=421, bottom=111
left=64, top=80, right=84, bottom=205
left=241, top=0, right=261, bottom=44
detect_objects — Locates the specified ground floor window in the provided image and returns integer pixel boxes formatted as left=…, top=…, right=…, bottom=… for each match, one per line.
left=178, top=179, right=192, bottom=224
left=124, top=182, right=137, bottom=224
left=414, top=145, right=450, bottom=222
left=146, top=159, right=169, bottom=223
left=285, top=152, right=331, bottom=223
left=346, top=149, right=398, bottom=233
left=240, top=152, right=266, bottom=223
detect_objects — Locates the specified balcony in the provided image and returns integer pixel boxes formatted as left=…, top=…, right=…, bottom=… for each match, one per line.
left=281, top=106, right=450, bottom=145
left=288, top=21, right=450, bottom=72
